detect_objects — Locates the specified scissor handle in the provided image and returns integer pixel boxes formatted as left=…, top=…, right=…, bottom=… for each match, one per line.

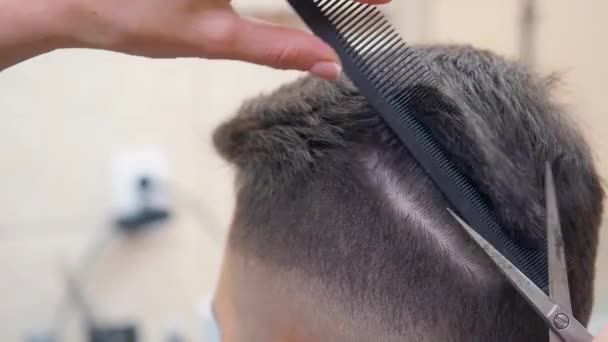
left=547, top=307, right=593, bottom=342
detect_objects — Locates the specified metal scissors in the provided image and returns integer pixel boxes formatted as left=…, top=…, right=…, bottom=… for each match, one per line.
left=448, top=163, right=594, bottom=342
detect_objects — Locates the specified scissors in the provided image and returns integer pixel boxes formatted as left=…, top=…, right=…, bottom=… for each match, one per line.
left=448, top=163, right=594, bottom=342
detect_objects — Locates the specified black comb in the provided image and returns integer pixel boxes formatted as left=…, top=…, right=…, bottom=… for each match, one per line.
left=287, top=0, right=548, bottom=291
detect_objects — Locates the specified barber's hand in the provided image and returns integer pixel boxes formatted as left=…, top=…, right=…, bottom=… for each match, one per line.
left=53, top=0, right=390, bottom=79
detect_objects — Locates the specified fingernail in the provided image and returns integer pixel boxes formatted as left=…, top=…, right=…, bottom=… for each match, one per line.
left=309, top=62, right=342, bottom=80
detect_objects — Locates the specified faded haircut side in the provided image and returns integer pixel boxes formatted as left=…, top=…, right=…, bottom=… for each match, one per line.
left=213, top=44, right=604, bottom=341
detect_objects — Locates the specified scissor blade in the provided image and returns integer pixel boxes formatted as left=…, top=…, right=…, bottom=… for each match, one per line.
left=448, top=208, right=594, bottom=341
left=545, top=162, right=573, bottom=315
left=447, top=209, right=556, bottom=317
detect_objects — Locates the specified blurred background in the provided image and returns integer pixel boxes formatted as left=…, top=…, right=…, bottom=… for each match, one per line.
left=1, top=0, right=607, bottom=341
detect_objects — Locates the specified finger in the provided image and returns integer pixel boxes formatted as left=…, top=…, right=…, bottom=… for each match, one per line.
left=197, top=13, right=342, bottom=80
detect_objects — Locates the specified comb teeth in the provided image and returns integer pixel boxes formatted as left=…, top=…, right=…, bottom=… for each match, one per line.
left=288, top=0, right=548, bottom=291
left=312, top=0, right=439, bottom=93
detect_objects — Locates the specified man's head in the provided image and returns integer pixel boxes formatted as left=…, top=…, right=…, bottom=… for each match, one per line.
left=211, top=44, right=604, bottom=341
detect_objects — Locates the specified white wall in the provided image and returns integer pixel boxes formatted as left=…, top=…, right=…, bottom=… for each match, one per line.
left=0, top=47, right=306, bottom=341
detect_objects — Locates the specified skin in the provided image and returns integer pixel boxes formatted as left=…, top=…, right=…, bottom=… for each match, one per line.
left=213, top=248, right=307, bottom=342
left=0, top=0, right=389, bottom=78
left=213, top=247, right=374, bottom=342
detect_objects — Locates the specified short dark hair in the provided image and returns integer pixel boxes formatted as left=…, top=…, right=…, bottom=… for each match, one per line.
left=213, top=44, right=604, bottom=341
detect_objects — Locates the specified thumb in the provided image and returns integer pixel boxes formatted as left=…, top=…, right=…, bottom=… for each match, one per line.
left=200, top=13, right=342, bottom=79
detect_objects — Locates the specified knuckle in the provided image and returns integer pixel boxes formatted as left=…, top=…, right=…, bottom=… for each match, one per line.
left=268, top=44, right=302, bottom=69
left=198, top=12, right=240, bottom=54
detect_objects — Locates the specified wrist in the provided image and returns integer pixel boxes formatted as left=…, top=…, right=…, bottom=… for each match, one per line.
left=0, top=0, right=77, bottom=69
left=50, top=0, right=134, bottom=53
